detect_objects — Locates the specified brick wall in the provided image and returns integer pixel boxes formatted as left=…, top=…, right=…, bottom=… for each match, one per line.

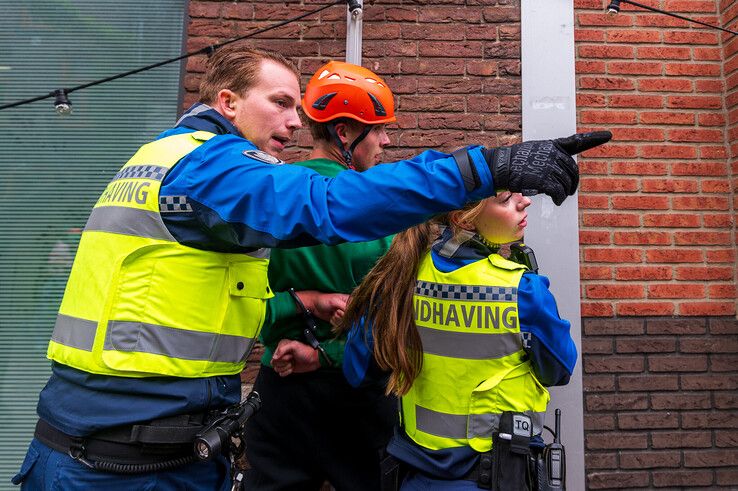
left=185, top=0, right=737, bottom=488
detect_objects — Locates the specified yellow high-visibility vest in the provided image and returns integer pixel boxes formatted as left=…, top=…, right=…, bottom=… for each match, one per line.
left=47, top=131, right=273, bottom=378
left=401, top=252, right=549, bottom=452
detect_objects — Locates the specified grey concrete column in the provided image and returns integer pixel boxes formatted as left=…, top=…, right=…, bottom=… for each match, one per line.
left=520, top=1, right=585, bottom=489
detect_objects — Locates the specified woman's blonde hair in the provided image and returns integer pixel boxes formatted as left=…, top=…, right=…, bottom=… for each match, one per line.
left=338, top=200, right=487, bottom=396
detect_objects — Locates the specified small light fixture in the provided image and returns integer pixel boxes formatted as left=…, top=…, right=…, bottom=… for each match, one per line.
left=53, top=89, right=72, bottom=115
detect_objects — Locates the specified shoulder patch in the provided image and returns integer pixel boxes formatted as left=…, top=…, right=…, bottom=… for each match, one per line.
left=243, top=149, right=285, bottom=165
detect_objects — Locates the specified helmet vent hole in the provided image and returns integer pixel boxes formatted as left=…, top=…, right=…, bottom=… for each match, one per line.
left=345, top=76, right=356, bottom=81
left=365, top=78, right=377, bottom=84
left=327, top=74, right=341, bottom=80
left=318, top=70, right=331, bottom=80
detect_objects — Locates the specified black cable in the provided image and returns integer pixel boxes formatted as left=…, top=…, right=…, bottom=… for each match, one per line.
left=0, top=0, right=344, bottom=112
left=613, top=0, right=738, bottom=36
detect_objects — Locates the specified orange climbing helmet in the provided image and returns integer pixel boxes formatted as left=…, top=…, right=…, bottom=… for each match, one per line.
left=302, top=61, right=396, bottom=125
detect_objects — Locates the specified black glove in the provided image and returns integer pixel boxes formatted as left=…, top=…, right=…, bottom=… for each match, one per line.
left=483, top=131, right=612, bottom=206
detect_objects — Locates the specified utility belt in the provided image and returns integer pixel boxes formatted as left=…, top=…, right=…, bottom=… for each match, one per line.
left=34, top=391, right=262, bottom=475
left=381, top=410, right=566, bottom=491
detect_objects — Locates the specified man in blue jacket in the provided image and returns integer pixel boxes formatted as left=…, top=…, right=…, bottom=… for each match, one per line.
left=13, top=42, right=608, bottom=490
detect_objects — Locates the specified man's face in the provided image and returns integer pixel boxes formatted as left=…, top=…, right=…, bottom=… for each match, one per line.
left=231, top=60, right=302, bottom=156
left=348, top=124, right=390, bottom=172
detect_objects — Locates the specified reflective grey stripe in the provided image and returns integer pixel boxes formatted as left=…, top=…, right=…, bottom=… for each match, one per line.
left=246, top=248, right=270, bottom=259
left=85, top=206, right=175, bottom=242
left=418, top=326, right=522, bottom=359
left=51, top=314, right=97, bottom=352
left=468, top=410, right=545, bottom=439
left=176, top=104, right=211, bottom=125
left=452, top=147, right=480, bottom=192
left=436, top=228, right=475, bottom=258
left=415, top=405, right=544, bottom=440
left=416, top=405, right=468, bottom=439
left=112, top=165, right=168, bottom=182
left=416, top=281, right=517, bottom=302
left=104, top=321, right=252, bottom=363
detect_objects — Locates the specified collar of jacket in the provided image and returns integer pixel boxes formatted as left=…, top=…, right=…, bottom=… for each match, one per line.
left=431, top=226, right=499, bottom=262
left=174, top=103, right=242, bottom=137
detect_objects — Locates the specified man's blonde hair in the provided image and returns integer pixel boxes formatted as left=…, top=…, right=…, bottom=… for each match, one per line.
left=199, top=43, right=299, bottom=105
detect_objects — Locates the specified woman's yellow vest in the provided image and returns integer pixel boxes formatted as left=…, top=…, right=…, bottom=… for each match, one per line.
left=47, top=131, right=273, bottom=378
left=401, top=252, right=550, bottom=452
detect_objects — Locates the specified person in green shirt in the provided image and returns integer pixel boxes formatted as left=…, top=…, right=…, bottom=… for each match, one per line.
left=243, top=61, right=399, bottom=490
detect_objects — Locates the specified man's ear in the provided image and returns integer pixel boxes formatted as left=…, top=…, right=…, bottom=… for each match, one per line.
left=450, top=211, right=475, bottom=231
left=333, top=122, right=351, bottom=146
left=215, top=89, right=238, bottom=121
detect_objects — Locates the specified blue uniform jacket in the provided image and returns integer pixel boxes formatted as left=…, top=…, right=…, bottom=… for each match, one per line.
left=343, top=229, right=577, bottom=479
left=37, top=104, right=496, bottom=436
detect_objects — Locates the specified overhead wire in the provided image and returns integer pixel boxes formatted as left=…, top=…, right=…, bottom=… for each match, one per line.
left=607, top=0, right=738, bottom=36
left=0, top=0, right=345, bottom=112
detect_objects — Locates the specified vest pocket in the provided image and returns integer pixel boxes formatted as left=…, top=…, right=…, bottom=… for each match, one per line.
left=228, top=261, right=273, bottom=299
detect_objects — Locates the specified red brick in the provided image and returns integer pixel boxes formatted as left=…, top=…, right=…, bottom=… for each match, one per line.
left=641, top=144, right=699, bottom=159
left=717, top=468, right=738, bottom=485
left=706, top=249, right=736, bottom=262
left=701, top=179, right=732, bottom=192
left=580, top=177, right=639, bottom=192
left=643, top=213, right=700, bottom=227
left=612, top=195, right=669, bottom=210
left=673, top=196, right=730, bottom=211
left=579, top=195, right=610, bottom=209
left=584, top=356, right=645, bottom=374
left=586, top=284, right=645, bottom=299
left=698, top=112, right=726, bottom=125
left=579, top=109, right=637, bottom=124
left=682, top=411, right=738, bottom=429
left=648, top=283, right=706, bottom=299
left=646, top=248, right=704, bottom=263
left=646, top=318, right=707, bottom=334
left=579, top=44, right=634, bottom=58
left=704, top=213, right=734, bottom=227
left=664, top=30, right=719, bottom=44
left=399, top=95, right=465, bottom=112
left=684, top=449, right=738, bottom=468
left=636, top=46, right=691, bottom=60
left=584, top=413, right=616, bottom=431
left=648, top=354, right=708, bottom=371
left=615, top=266, right=672, bottom=280
left=651, top=393, right=712, bottom=410
left=581, top=302, right=615, bottom=317
left=580, top=230, right=611, bottom=245
left=583, top=213, right=641, bottom=228
left=682, top=337, right=738, bottom=353
left=709, top=318, right=738, bottom=334
left=716, top=395, right=738, bottom=410
left=607, top=30, right=661, bottom=43
left=584, top=248, right=643, bottom=263
left=618, top=373, right=680, bottom=390
left=588, top=472, right=649, bottom=489
left=680, top=302, right=736, bottom=316
left=583, top=318, right=645, bottom=335
left=671, top=162, right=727, bottom=176
left=609, top=94, right=664, bottom=108
left=576, top=60, right=606, bottom=74
left=652, top=470, right=715, bottom=487
left=583, top=374, right=616, bottom=390
left=640, top=111, right=695, bottom=125
left=675, top=231, right=732, bottom=245
left=585, top=453, right=618, bottom=469
left=652, top=430, right=713, bottom=449
left=712, top=355, right=738, bottom=372
left=401, top=59, right=465, bottom=75
left=616, top=302, right=676, bottom=316
left=575, top=28, right=606, bottom=42
left=699, top=145, right=728, bottom=158
left=619, top=450, right=681, bottom=468
left=668, top=95, right=723, bottom=109
left=681, top=374, right=738, bottom=390
left=611, top=161, right=669, bottom=175
left=578, top=13, right=633, bottom=26
left=586, top=430, right=649, bottom=449
left=669, top=128, right=725, bottom=142
left=611, top=127, right=665, bottom=141
left=581, top=266, right=613, bottom=280
left=614, top=231, right=671, bottom=245
left=639, top=78, right=693, bottom=92
left=664, top=0, right=719, bottom=12
left=665, top=62, right=722, bottom=77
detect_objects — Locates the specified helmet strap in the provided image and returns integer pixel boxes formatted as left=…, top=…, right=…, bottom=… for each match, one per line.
left=327, top=122, right=372, bottom=171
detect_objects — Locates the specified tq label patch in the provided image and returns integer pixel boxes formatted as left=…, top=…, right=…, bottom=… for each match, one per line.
left=243, top=150, right=285, bottom=165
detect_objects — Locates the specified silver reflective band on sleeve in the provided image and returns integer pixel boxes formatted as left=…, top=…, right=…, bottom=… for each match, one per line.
left=416, top=281, right=517, bottom=302
left=415, top=405, right=544, bottom=440
left=418, top=326, right=522, bottom=360
left=105, top=321, right=252, bottom=363
left=85, top=206, right=176, bottom=242
left=51, top=314, right=97, bottom=352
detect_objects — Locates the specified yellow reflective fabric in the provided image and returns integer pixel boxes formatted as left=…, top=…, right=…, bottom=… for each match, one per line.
left=401, top=252, right=550, bottom=452
left=47, top=131, right=274, bottom=378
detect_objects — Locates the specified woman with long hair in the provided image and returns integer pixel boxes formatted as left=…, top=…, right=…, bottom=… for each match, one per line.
left=339, top=192, right=577, bottom=490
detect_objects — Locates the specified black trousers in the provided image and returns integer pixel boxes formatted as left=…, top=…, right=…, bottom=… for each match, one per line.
left=244, top=365, right=397, bottom=491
